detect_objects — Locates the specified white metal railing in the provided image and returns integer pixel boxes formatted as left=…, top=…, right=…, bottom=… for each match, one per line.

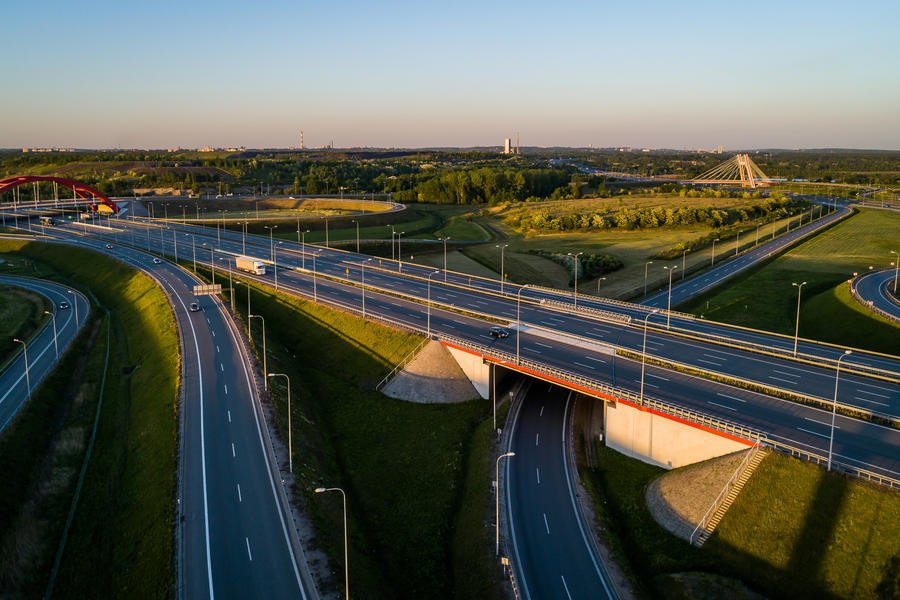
left=690, top=443, right=760, bottom=545
left=375, top=337, right=430, bottom=391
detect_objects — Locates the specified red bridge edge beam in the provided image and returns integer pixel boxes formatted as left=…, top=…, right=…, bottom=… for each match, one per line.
left=0, top=175, right=120, bottom=213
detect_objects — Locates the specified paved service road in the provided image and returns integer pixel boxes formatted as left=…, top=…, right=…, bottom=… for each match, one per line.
left=11, top=233, right=318, bottom=600
left=507, top=383, right=615, bottom=600
left=854, top=269, right=900, bottom=323
left=642, top=203, right=850, bottom=308
left=0, top=275, right=88, bottom=432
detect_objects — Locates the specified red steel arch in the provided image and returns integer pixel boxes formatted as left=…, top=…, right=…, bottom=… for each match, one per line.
left=0, top=175, right=120, bottom=213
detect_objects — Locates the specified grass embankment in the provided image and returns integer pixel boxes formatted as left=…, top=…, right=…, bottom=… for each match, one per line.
left=0, top=240, right=179, bottom=598
left=581, top=443, right=900, bottom=599
left=223, top=276, right=504, bottom=599
left=679, top=208, right=900, bottom=354
left=0, top=285, right=50, bottom=366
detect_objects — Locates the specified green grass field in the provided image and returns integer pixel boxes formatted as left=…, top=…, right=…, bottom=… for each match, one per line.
left=222, top=276, right=503, bottom=599
left=0, top=285, right=50, bottom=367
left=0, top=240, right=179, bottom=598
left=679, top=209, right=900, bottom=354
left=581, top=442, right=900, bottom=599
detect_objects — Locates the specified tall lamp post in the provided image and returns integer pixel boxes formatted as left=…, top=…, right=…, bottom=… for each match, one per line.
left=596, top=277, right=607, bottom=295
left=664, top=265, right=678, bottom=329
left=264, top=225, right=278, bottom=261
left=321, top=215, right=329, bottom=248
left=426, top=270, right=439, bottom=336
left=13, top=338, right=31, bottom=399
left=440, top=236, right=450, bottom=282
left=44, top=310, right=58, bottom=360
left=267, top=373, right=293, bottom=473
left=314, top=487, right=349, bottom=600
left=568, top=252, right=583, bottom=307
left=827, top=350, right=852, bottom=472
left=386, top=225, right=396, bottom=261
left=643, top=261, right=653, bottom=296
left=301, top=230, right=310, bottom=270
left=351, top=219, right=360, bottom=253
left=891, top=250, right=898, bottom=294
left=361, top=259, right=372, bottom=318
left=639, top=309, right=660, bottom=406
left=495, top=452, right=516, bottom=556
left=397, top=232, right=405, bottom=272
left=516, top=284, right=532, bottom=365
left=711, top=238, right=720, bottom=266
left=67, top=290, right=79, bottom=327
left=249, top=314, right=267, bottom=389
left=497, top=244, right=509, bottom=294
left=792, top=281, right=807, bottom=357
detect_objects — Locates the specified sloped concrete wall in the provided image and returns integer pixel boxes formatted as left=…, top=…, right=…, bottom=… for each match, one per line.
left=605, top=400, right=752, bottom=469
left=443, top=345, right=492, bottom=399
left=382, top=341, right=480, bottom=403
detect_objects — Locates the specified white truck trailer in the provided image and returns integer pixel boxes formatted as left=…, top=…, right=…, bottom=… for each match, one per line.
left=235, top=255, right=266, bottom=275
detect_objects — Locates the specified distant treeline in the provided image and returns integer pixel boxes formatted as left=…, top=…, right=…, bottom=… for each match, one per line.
left=506, top=195, right=810, bottom=233
left=386, top=168, right=571, bottom=204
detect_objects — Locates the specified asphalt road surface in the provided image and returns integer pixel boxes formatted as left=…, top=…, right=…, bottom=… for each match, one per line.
left=855, top=269, right=900, bottom=322
left=0, top=275, right=88, bottom=433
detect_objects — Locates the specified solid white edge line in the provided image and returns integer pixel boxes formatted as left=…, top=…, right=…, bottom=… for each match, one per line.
left=165, top=280, right=215, bottom=600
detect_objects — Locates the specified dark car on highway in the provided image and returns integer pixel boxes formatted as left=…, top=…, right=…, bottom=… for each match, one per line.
left=489, top=326, right=509, bottom=338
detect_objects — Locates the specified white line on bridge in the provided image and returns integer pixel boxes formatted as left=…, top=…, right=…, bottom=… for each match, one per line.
left=707, top=401, right=737, bottom=412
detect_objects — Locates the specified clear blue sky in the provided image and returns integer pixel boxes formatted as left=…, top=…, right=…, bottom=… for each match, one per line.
left=2, top=0, right=898, bottom=149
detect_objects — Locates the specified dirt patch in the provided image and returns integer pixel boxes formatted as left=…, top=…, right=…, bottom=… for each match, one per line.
left=645, top=450, right=749, bottom=542
left=382, top=341, right=480, bottom=403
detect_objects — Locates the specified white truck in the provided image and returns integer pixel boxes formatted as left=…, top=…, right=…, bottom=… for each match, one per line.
left=235, top=255, right=266, bottom=275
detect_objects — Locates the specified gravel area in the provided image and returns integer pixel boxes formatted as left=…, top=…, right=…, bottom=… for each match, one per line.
left=382, top=340, right=480, bottom=403
left=645, top=450, right=750, bottom=542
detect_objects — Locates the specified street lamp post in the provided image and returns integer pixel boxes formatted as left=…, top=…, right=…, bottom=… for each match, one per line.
left=313, top=251, right=319, bottom=302
left=516, top=284, right=532, bottom=365
left=426, top=270, right=439, bottom=336
left=639, top=309, right=660, bottom=406
left=568, top=252, right=583, bottom=307
left=351, top=219, right=360, bottom=253
left=386, top=225, right=396, bottom=261
left=314, top=487, right=349, bottom=600
left=664, top=265, right=678, bottom=329
left=827, top=350, right=852, bottom=472
left=44, top=310, right=58, bottom=359
left=440, top=236, right=450, bottom=282
left=361, top=259, right=372, bottom=318
left=268, top=373, right=293, bottom=473
left=497, top=244, right=509, bottom=294
left=264, top=225, right=278, bottom=262
left=397, top=232, right=405, bottom=272
left=301, top=230, right=310, bottom=270
left=755, top=224, right=761, bottom=247
left=495, top=452, right=515, bottom=556
left=321, top=216, right=329, bottom=248
left=891, top=250, right=898, bottom=294
left=187, top=234, right=196, bottom=272
left=13, top=338, right=30, bottom=399
left=249, top=314, right=267, bottom=389
left=596, top=277, right=607, bottom=295
left=682, top=248, right=687, bottom=280
left=711, top=238, right=720, bottom=266
left=792, top=281, right=807, bottom=357
left=643, top=261, right=653, bottom=296
left=735, top=230, right=741, bottom=255
left=67, top=290, right=79, bottom=327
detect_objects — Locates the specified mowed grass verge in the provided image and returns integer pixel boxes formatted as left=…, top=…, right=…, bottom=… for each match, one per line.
left=0, top=240, right=179, bottom=598
left=223, top=274, right=502, bottom=599
left=679, top=208, right=900, bottom=354
left=581, top=443, right=900, bottom=599
left=0, top=284, right=50, bottom=366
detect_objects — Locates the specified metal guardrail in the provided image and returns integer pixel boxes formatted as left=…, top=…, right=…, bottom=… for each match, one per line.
left=850, top=272, right=900, bottom=324
left=540, top=298, right=632, bottom=324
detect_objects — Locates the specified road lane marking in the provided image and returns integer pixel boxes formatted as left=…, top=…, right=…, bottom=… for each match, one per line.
left=856, top=382, right=896, bottom=393
left=697, top=358, right=721, bottom=366
left=526, top=347, right=542, bottom=354
left=769, top=376, right=798, bottom=385
left=772, top=369, right=801, bottom=378
left=702, top=353, right=727, bottom=360
left=232, top=443, right=236, bottom=457
left=536, top=468, right=541, bottom=485
left=574, top=361, right=596, bottom=370
left=855, top=389, right=890, bottom=398
left=224, top=384, right=228, bottom=395
left=583, top=355, right=606, bottom=363
left=707, top=401, right=737, bottom=412
left=211, top=330, right=216, bottom=337
left=227, top=410, right=232, bottom=423
left=634, top=379, right=658, bottom=388
left=805, top=417, right=839, bottom=429
left=539, top=406, right=544, bottom=417
left=535, top=433, right=540, bottom=446
left=797, top=426, right=829, bottom=439
left=716, top=393, right=747, bottom=403
left=220, top=363, right=224, bottom=372
left=561, top=575, right=573, bottom=600
left=543, top=513, right=550, bottom=534
left=535, top=341, right=553, bottom=348
left=216, top=345, right=220, bottom=353
left=246, top=537, right=253, bottom=561
left=853, top=396, right=889, bottom=406
left=648, top=373, right=669, bottom=381
left=207, top=317, right=210, bottom=324
left=237, top=483, right=242, bottom=502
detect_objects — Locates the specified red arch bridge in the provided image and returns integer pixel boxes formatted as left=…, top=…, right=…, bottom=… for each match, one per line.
left=0, top=176, right=120, bottom=214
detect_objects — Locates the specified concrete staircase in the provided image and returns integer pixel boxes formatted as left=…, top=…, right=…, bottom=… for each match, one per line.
left=691, top=444, right=767, bottom=547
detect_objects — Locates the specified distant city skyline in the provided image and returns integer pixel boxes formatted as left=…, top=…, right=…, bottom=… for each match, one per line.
left=2, top=1, right=898, bottom=150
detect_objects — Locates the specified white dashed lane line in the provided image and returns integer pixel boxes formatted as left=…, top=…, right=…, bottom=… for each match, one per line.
left=543, top=513, right=551, bottom=535
left=707, top=401, right=737, bottom=412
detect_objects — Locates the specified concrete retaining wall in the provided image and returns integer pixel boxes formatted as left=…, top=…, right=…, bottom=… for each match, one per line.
left=444, top=345, right=492, bottom=399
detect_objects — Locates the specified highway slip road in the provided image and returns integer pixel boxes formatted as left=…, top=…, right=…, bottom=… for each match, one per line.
left=854, top=269, right=900, bottom=323
left=0, top=275, right=88, bottom=433
left=29, top=232, right=318, bottom=600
